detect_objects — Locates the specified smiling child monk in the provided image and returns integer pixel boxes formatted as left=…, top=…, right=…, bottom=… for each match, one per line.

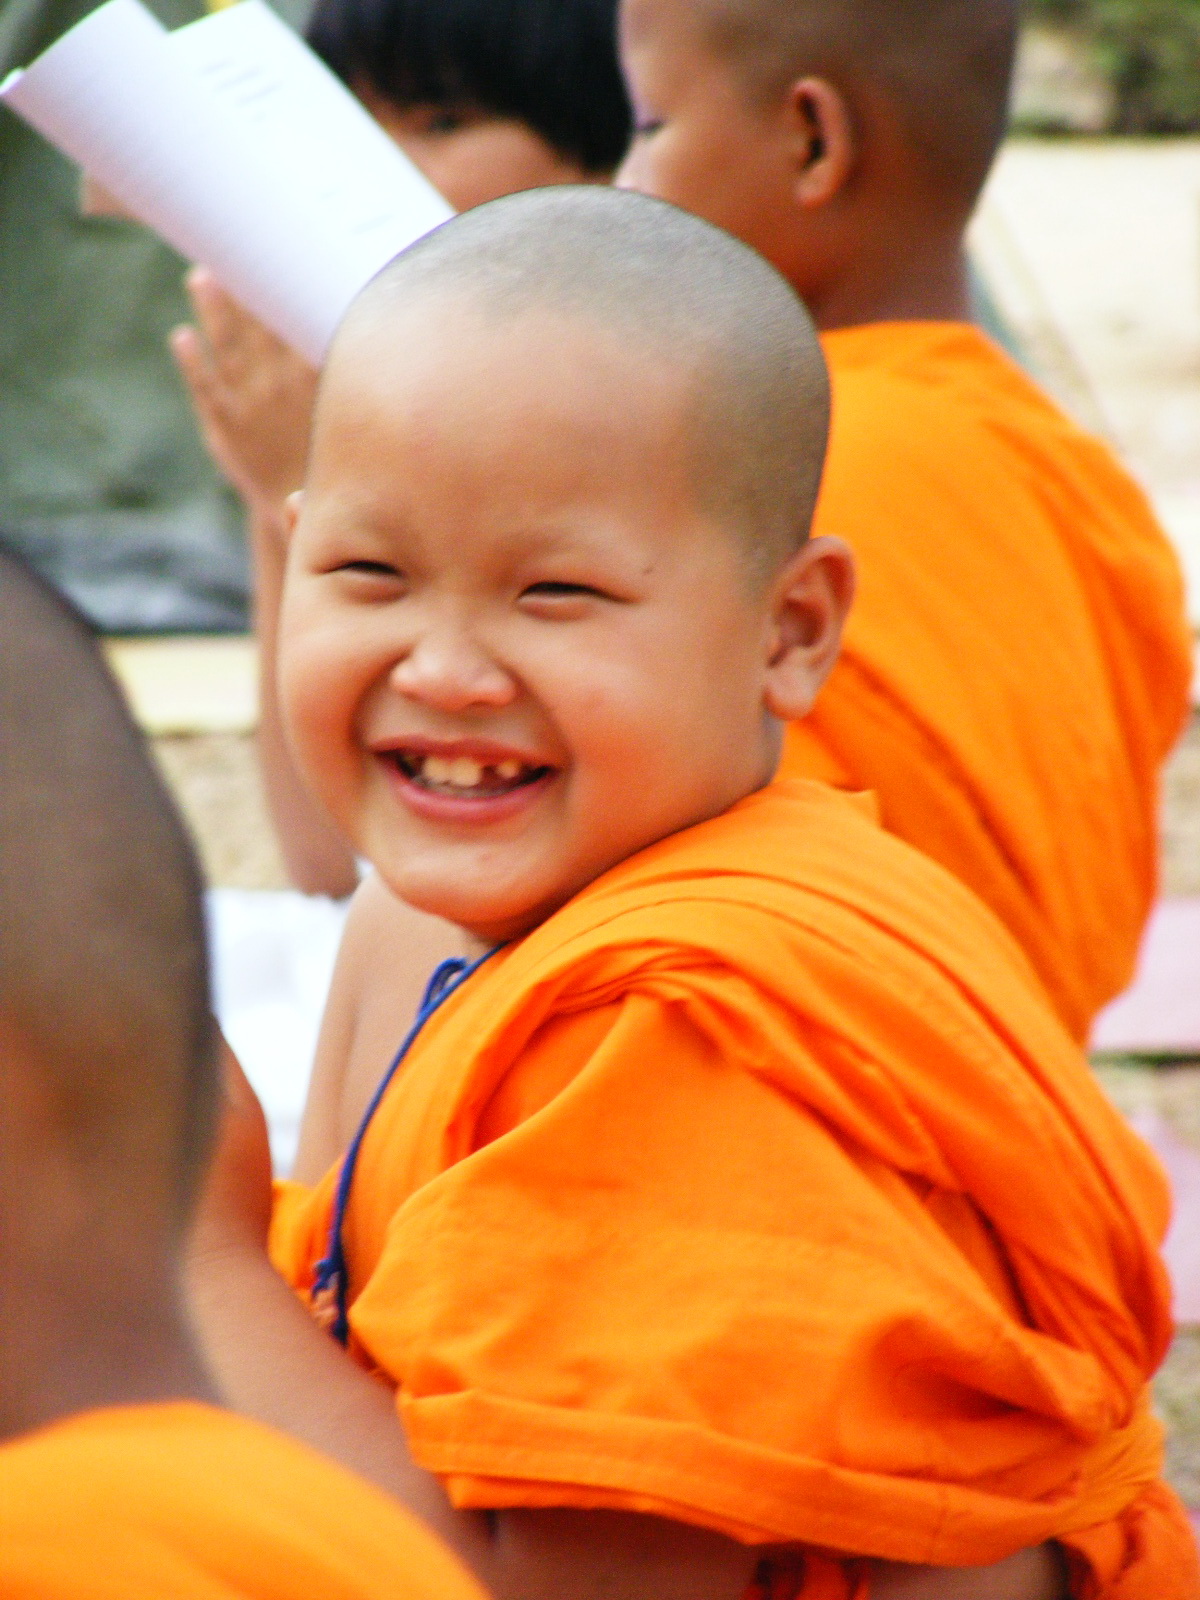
left=617, top=0, right=1193, bottom=1043
left=185, top=188, right=1197, bottom=1600
left=0, top=551, right=492, bottom=1600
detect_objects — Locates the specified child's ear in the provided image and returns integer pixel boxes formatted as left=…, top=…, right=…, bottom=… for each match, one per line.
left=763, top=535, right=855, bottom=721
left=785, top=77, right=856, bottom=209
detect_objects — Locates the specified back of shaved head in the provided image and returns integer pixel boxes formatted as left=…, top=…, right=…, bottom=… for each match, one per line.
left=700, top=0, right=1017, bottom=212
left=0, top=552, right=216, bottom=1216
left=329, top=186, right=830, bottom=574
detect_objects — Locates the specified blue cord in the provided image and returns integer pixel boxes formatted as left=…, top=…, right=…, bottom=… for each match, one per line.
left=310, top=944, right=502, bottom=1346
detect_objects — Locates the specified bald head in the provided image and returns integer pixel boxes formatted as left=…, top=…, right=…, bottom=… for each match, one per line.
left=328, top=186, right=830, bottom=575
left=0, top=553, right=216, bottom=1220
left=700, top=0, right=1016, bottom=212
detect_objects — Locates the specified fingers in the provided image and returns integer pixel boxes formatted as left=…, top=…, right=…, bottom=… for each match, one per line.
left=169, top=320, right=260, bottom=497
left=185, top=267, right=266, bottom=386
left=218, top=1027, right=265, bottom=1122
left=185, top=267, right=305, bottom=376
left=169, top=322, right=226, bottom=443
left=171, top=268, right=320, bottom=512
left=169, top=321, right=213, bottom=404
left=79, top=173, right=134, bottom=219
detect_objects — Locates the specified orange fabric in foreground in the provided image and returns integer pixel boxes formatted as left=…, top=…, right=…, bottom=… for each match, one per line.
left=0, top=1402, right=488, bottom=1600
left=782, top=324, right=1193, bottom=1043
left=271, top=781, right=1197, bottom=1596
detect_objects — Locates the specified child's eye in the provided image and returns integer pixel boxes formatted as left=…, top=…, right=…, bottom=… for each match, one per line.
left=521, top=581, right=606, bottom=601
left=330, top=559, right=407, bottom=595
left=634, top=117, right=664, bottom=138
left=427, top=110, right=465, bottom=135
left=339, top=560, right=401, bottom=578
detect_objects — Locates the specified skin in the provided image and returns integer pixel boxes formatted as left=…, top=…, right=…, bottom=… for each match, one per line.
left=188, top=297, right=1063, bottom=1600
left=279, top=302, right=845, bottom=944
left=221, top=0, right=992, bottom=1133
left=0, top=1010, right=216, bottom=1444
left=357, top=86, right=600, bottom=212
left=171, top=97, right=607, bottom=900
left=615, top=0, right=973, bottom=327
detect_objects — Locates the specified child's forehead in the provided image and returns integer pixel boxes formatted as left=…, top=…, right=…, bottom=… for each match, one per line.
left=318, top=296, right=705, bottom=468
left=305, top=395, right=728, bottom=573
left=330, top=289, right=695, bottom=398
left=304, top=342, right=755, bottom=586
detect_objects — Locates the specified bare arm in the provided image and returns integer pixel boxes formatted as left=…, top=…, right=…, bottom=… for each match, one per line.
left=291, top=873, right=466, bottom=1184
left=191, top=1042, right=1066, bottom=1600
left=189, top=1046, right=754, bottom=1600
left=169, top=273, right=357, bottom=897
left=247, top=503, right=359, bottom=898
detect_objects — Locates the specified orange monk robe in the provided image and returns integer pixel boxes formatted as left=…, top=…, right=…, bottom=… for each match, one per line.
left=782, top=323, right=1193, bottom=1042
left=272, top=781, right=1198, bottom=1599
left=0, top=1402, right=489, bottom=1600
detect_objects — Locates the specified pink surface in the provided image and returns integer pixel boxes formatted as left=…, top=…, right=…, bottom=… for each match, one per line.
left=1126, top=1110, right=1200, bottom=1322
left=1092, top=900, right=1200, bottom=1055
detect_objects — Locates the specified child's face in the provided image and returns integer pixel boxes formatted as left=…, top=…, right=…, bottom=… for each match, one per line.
left=357, top=85, right=599, bottom=212
left=615, top=0, right=800, bottom=282
left=279, top=303, right=789, bottom=945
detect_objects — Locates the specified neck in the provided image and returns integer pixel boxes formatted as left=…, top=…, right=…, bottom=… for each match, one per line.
left=0, top=1260, right=217, bottom=1445
left=805, top=234, right=972, bottom=332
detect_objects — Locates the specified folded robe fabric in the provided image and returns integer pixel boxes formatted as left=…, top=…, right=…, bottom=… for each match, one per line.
left=0, top=1402, right=488, bottom=1600
left=783, top=324, right=1193, bottom=1043
left=272, top=781, right=1197, bottom=1595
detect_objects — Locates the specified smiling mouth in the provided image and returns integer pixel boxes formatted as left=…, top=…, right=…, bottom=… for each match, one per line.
left=389, top=750, right=553, bottom=798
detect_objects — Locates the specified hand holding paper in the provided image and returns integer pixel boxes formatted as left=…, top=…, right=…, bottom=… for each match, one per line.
left=2, top=0, right=453, bottom=362
left=171, top=270, right=319, bottom=517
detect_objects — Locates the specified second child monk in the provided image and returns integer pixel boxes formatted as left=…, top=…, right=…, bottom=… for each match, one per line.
left=617, top=0, right=1193, bottom=1042
left=0, top=551, right=490, bottom=1600
left=186, top=189, right=1197, bottom=1600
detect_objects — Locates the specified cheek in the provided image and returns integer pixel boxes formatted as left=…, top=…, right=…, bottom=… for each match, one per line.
left=622, top=122, right=747, bottom=241
left=641, top=113, right=782, bottom=257
left=619, top=128, right=694, bottom=207
left=547, top=641, right=694, bottom=791
left=277, top=607, right=371, bottom=794
left=401, top=128, right=584, bottom=211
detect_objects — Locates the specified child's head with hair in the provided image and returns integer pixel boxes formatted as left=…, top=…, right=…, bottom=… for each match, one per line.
left=0, top=550, right=217, bottom=1438
left=616, top=0, right=1016, bottom=323
left=307, top=0, right=632, bottom=208
left=278, top=188, right=852, bottom=945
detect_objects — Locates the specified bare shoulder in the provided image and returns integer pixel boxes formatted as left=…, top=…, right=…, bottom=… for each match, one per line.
left=345, top=871, right=468, bottom=1020
left=331, top=875, right=466, bottom=1151
left=292, top=875, right=464, bottom=1181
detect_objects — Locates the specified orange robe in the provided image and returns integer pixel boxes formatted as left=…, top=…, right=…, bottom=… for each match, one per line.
left=272, top=780, right=1197, bottom=1598
left=783, top=323, right=1193, bottom=1042
left=0, top=1401, right=487, bottom=1600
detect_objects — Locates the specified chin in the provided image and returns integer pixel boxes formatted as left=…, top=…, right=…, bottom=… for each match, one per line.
left=383, top=872, right=545, bottom=948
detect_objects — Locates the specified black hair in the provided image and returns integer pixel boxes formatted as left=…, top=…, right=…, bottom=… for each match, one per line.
left=306, top=0, right=632, bottom=173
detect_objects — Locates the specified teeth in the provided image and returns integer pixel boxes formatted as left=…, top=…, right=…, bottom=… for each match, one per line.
left=449, top=757, right=482, bottom=787
left=410, top=753, right=531, bottom=789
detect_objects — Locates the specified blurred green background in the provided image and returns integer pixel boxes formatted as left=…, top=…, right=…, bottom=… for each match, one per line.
left=1021, top=0, right=1200, bottom=131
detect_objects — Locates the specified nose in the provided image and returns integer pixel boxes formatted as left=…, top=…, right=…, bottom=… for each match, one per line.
left=388, top=621, right=516, bottom=714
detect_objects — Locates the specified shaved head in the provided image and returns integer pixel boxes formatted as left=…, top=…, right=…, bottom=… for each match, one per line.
left=700, top=0, right=1017, bottom=211
left=0, top=553, right=217, bottom=1219
left=328, top=186, right=830, bottom=575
